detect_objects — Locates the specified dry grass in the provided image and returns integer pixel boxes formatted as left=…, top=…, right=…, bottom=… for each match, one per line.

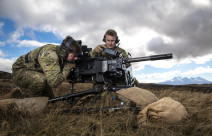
left=0, top=80, right=212, bottom=135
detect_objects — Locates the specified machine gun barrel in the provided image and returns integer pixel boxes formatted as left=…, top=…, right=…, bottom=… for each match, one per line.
left=124, top=53, right=172, bottom=63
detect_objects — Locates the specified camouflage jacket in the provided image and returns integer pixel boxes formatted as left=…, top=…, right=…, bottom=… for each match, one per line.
left=89, top=44, right=130, bottom=67
left=89, top=44, right=128, bottom=59
left=12, top=44, right=74, bottom=88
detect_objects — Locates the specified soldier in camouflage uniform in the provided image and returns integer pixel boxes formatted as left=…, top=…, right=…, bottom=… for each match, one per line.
left=89, top=29, right=139, bottom=86
left=12, top=36, right=82, bottom=99
left=89, top=29, right=129, bottom=60
left=89, top=29, right=137, bottom=108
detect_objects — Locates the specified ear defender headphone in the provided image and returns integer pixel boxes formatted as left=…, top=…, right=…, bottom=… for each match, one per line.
left=64, top=38, right=76, bottom=49
left=103, top=34, right=120, bottom=44
left=60, top=37, right=77, bottom=59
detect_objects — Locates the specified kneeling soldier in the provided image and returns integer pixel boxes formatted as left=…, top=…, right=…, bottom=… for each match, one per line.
left=12, top=36, right=82, bottom=99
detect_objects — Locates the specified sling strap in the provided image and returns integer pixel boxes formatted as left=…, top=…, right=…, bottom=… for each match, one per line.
left=25, top=46, right=45, bottom=68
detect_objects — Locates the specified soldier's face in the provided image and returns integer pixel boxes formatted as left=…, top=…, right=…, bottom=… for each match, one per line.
left=105, top=35, right=116, bottom=49
left=67, top=52, right=78, bottom=62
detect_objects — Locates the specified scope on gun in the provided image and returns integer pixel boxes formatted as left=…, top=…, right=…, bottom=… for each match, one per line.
left=79, top=45, right=92, bottom=58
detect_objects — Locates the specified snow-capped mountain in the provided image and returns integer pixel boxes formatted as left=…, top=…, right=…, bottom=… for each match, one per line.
left=158, top=77, right=212, bottom=85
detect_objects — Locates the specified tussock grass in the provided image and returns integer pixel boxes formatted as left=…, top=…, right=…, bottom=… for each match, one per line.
left=0, top=82, right=212, bottom=135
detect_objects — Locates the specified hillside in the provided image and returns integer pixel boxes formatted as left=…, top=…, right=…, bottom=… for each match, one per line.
left=138, top=83, right=212, bottom=93
left=0, top=71, right=212, bottom=135
left=159, top=77, right=212, bottom=85
left=0, top=71, right=12, bottom=79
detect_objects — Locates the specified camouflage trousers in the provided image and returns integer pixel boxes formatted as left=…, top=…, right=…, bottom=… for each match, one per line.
left=12, top=68, right=55, bottom=99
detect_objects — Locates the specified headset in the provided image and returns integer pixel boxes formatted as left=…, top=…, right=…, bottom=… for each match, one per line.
left=64, top=38, right=76, bottom=49
left=60, top=37, right=81, bottom=58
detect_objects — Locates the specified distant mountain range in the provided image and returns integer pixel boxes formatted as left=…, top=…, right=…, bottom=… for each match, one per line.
left=158, top=77, right=212, bottom=85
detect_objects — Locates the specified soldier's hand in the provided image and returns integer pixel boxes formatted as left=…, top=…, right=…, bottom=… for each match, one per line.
left=94, top=46, right=103, bottom=53
left=67, top=63, right=75, bottom=69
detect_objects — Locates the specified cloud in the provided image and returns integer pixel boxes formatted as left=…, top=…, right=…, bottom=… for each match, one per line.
left=188, top=54, right=212, bottom=64
left=0, top=50, right=6, bottom=57
left=146, top=3, right=212, bottom=59
left=16, top=39, right=59, bottom=48
left=7, top=29, right=24, bottom=43
left=0, top=22, right=4, bottom=36
left=135, top=70, right=181, bottom=83
left=181, top=66, right=212, bottom=76
left=0, top=41, right=5, bottom=46
left=132, top=58, right=175, bottom=72
left=172, top=53, right=212, bottom=65
left=5, top=29, right=59, bottom=47
left=119, top=27, right=160, bottom=57
left=0, top=57, right=16, bottom=73
left=17, top=40, right=48, bottom=47
left=192, top=0, right=211, bottom=7
left=0, top=0, right=212, bottom=61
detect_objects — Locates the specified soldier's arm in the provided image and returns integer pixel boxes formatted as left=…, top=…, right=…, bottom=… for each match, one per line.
left=89, top=49, right=99, bottom=58
left=38, top=51, right=70, bottom=88
left=121, top=49, right=129, bottom=59
left=89, top=45, right=105, bottom=58
left=118, top=47, right=131, bottom=67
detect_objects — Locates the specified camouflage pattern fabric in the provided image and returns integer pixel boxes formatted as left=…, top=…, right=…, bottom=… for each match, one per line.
left=12, top=44, right=74, bottom=98
left=89, top=44, right=129, bottom=59
left=89, top=44, right=131, bottom=68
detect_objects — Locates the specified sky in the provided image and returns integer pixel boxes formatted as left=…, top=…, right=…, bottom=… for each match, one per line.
left=0, top=0, right=212, bottom=83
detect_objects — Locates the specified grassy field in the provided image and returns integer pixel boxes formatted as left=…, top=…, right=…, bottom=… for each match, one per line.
left=0, top=71, right=212, bottom=136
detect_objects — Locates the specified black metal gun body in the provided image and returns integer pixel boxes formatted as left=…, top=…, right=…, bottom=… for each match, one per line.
left=50, top=45, right=172, bottom=103
left=69, top=46, right=172, bottom=87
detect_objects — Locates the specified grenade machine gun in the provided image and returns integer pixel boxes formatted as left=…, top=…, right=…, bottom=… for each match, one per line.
left=49, top=41, right=173, bottom=103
